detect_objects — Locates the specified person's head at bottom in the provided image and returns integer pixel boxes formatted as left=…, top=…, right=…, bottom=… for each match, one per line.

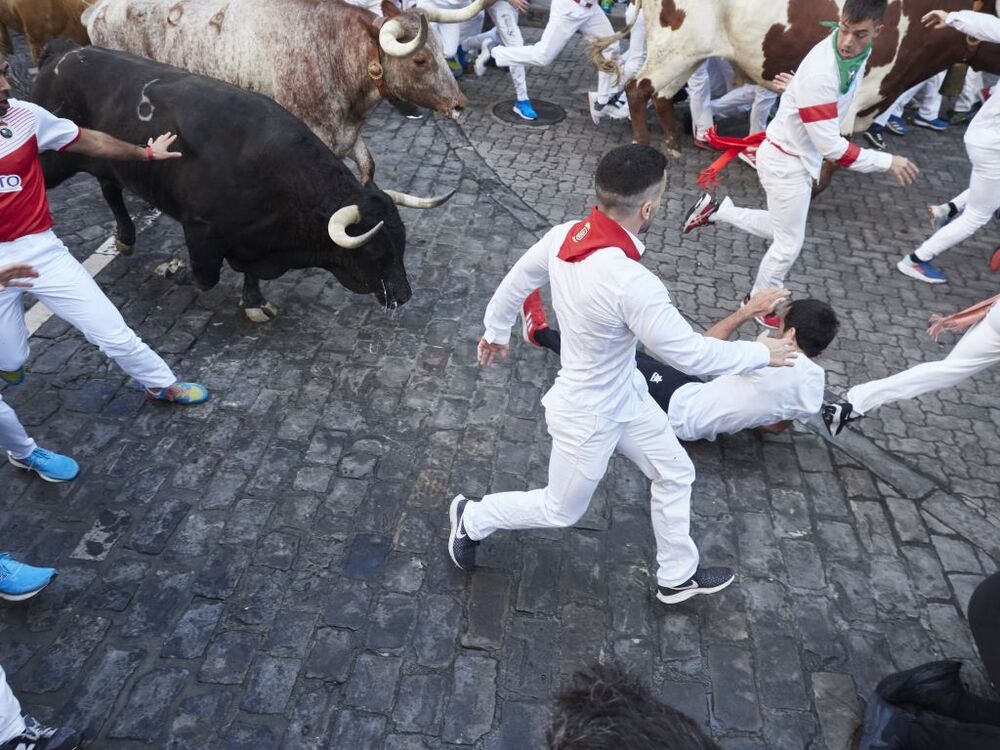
left=779, top=299, right=840, bottom=358
left=595, top=145, right=668, bottom=235
left=548, top=663, right=720, bottom=750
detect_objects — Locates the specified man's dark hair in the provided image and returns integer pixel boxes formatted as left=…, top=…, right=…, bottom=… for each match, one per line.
left=548, top=663, right=720, bottom=750
left=843, top=0, right=887, bottom=23
left=595, top=145, right=667, bottom=214
left=784, top=299, right=839, bottom=358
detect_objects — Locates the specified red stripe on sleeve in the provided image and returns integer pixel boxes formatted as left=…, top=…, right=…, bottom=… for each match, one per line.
left=836, top=142, right=861, bottom=167
left=58, top=127, right=82, bottom=151
left=798, top=102, right=838, bottom=122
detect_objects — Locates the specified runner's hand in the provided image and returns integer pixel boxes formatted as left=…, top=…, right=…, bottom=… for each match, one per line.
left=477, top=338, right=509, bottom=367
left=509, top=0, right=529, bottom=11
left=772, top=72, right=795, bottom=93
left=888, top=155, right=919, bottom=186
left=743, top=288, right=790, bottom=319
left=147, top=132, right=182, bottom=160
left=757, top=331, right=797, bottom=367
left=922, top=10, right=948, bottom=29
left=0, top=262, right=38, bottom=290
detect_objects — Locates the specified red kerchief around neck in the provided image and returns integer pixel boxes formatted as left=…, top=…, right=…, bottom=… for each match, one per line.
left=557, top=207, right=641, bottom=263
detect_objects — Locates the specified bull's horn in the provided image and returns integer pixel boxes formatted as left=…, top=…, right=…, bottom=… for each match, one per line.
left=419, top=0, right=484, bottom=24
left=384, top=188, right=456, bottom=209
left=328, top=205, right=384, bottom=248
left=379, top=15, right=428, bottom=58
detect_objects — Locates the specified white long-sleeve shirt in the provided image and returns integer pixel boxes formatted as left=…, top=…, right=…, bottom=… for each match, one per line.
left=948, top=11, right=1000, bottom=152
left=483, top=222, right=770, bottom=422
left=766, top=32, right=893, bottom=179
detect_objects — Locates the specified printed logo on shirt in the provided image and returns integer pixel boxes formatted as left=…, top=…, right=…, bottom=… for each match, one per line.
left=0, top=175, right=23, bottom=193
left=649, top=372, right=663, bottom=384
left=572, top=221, right=591, bottom=243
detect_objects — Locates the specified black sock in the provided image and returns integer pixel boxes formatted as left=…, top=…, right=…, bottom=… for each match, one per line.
left=948, top=201, right=959, bottom=219
left=910, top=253, right=926, bottom=264
left=533, top=327, right=561, bottom=354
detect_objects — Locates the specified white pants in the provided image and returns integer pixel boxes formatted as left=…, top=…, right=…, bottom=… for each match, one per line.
left=0, top=665, right=24, bottom=745
left=914, top=143, right=1000, bottom=262
left=848, top=302, right=1000, bottom=415
left=418, top=3, right=484, bottom=58
left=687, top=59, right=736, bottom=139
left=460, top=2, right=528, bottom=100
left=712, top=140, right=813, bottom=295
left=0, top=394, right=34, bottom=459
left=957, top=69, right=985, bottom=114
left=461, top=397, right=700, bottom=587
left=711, top=85, right=778, bottom=135
left=0, top=231, right=175, bottom=389
left=874, top=72, right=945, bottom=126
left=491, top=0, right=619, bottom=100
left=620, top=5, right=646, bottom=83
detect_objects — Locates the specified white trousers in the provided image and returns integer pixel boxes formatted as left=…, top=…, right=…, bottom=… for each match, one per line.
left=461, top=396, right=700, bottom=587
left=460, top=2, right=528, bottom=100
left=0, top=394, right=34, bottom=459
left=874, top=72, right=945, bottom=126
left=687, top=59, right=736, bottom=138
left=848, top=302, right=1000, bottom=415
left=957, top=69, right=985, bottom=114
left=914, top=143, right=1000, bottom=262
left=0, top=665, right=24, bottom=745
left=420, top=5, right=484, bottom=58
left=711, top=85, right=778, bottom=135
left=491, top=0, right=619, bottom=99
left=0, top=231, right=175, bottom=389
left=620, top=5, right=646, bottom=83
left=712, top=141, right=813, bottom=295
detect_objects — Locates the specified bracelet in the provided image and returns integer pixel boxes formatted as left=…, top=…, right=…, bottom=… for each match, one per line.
left=145, top=144, right=154, bottom=161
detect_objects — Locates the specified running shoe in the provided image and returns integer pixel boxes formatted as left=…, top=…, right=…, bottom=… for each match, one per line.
left=0, top=715, right=82, bottom=750
left=0, top=367, right=25, bottom=385
left=447, top=494, right=479, bottom=571
left=912, top=114, right=949, bottom=131
left=682, top=193, right=720, bottom=234
left=740, top=293, right=782, bottom=330
left=513, top=99, right=538, bottom=121
left=446, top=57, right=463, bottom=78
left=656, top=566, right=735, bottom=604
left=520, top=289, right=548, bottom=345
left=821, top=399, right=863, bottom=436
left=897, top=255, right=947, bottom=284
left=0, top=554, right=57, bottom=601
left=864, top=124, right=887, bottom=150
left=145, top=382, right=210, bottom=404
left=948, top=109, right=974, bottom=125
left=473, top=39, right=493, bottom=77
left=587, top=91, right=628, bottom=124
left=737, top=146, right=758, bottom=170
left=8, top=447, right=80, bottom=483
left=886, top=115, right=908, bottom=136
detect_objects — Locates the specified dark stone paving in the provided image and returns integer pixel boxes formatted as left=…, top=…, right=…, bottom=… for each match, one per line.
left=1, top=28, right=998, bottom=750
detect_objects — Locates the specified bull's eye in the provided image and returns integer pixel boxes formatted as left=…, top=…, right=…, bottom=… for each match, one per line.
left=414, top=55, right=428, bottom=67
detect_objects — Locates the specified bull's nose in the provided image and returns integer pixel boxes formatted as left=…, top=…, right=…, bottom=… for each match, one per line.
left=451, top=104, right=464, bottom=120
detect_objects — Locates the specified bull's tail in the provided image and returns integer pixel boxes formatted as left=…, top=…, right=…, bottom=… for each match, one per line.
left=585, top=0, right=641, bottom=80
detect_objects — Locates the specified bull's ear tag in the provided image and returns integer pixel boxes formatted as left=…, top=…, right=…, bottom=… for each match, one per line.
left=368, top=62, right=385, bottom=81
left=0, top=127, right=12, bottom=139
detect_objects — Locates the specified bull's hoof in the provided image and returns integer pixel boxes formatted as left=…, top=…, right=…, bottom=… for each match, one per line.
left=115, top=238, right=135, bottom=256
left=666, top=148, right=681, bottom=159
left=243, top=302, right=278, bottom=323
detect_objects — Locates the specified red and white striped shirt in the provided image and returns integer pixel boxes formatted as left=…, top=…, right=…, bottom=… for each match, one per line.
left=0, top=99, right=80, bottom=243
left=765, top=32, right=892, bottom=179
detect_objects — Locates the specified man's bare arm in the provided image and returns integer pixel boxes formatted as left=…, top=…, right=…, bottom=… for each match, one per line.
left=64, top=130, right=182, bottom=161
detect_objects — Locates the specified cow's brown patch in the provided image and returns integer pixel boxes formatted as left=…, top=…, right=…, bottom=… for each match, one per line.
left=760, top=0, right=838, bottom=81
left=866, top=0, right=901, bottom=69
left=658, top=0, right=685, bottom=31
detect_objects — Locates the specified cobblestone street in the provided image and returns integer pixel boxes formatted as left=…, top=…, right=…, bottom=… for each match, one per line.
left=1, top=28, right=998, bottom=750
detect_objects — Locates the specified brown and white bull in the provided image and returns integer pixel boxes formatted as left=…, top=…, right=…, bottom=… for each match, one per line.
left=0, top=0, right=91, bottom=62
left=594, top=0, right=1000, bottom=155
left=83, top=0, right=484, bottom=184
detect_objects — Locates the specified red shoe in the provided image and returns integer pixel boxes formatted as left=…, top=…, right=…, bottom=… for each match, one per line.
left=521, top=289, right=548, bottom=345
left=990, top=247, right=1000, bottom=273
left=693, top=138, right=713, bottom=151
left=682, top=193, right=720, bottom=234
left=740, top=294, right=782, bottom=330
left=738, top=146, right=758, bottom=170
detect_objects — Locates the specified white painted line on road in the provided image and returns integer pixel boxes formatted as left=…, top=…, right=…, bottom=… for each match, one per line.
left=26, top=209, right=162, bottom=336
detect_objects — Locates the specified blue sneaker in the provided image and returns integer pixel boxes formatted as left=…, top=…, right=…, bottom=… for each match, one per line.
left=886, top=115, right=908, bottom=136
left=513, top=99, right=538, bottom=121
left=863, top=124, right=886, bottom=150
left=8, top=447, right=80, bottom=482
left=897, top=255, right=947, bottom=284
left=0, top=367, right=25, bottom=385
left=455, top=45, right=468, bottom=71
left=0, top=553, right=57, bottom=601
left=912, top=115, right=949, bottom=131
left=145, top=382, right=210, bottom=405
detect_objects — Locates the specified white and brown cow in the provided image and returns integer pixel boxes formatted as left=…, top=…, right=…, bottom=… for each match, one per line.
left=0, top=0, right=91, bottom=62
left=84, top=0, right=484, bottom=184
left=595, top=0, right=1000, bottom=154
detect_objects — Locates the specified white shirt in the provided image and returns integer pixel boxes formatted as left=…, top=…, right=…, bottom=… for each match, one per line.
left=948, top=11, right=1000, bottom=153
left=483, top=221, right=770, bottom=422
left=668, top=352, right=825, bottom=442
left=766, top=31, right=892, bottom=179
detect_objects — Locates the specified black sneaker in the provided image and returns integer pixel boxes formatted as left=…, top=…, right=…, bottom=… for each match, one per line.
left=0, top=716, right=82, bottom=750
left=876, top=660, right=965, bottom=716
left=656, top=566, right=735, bottom=604
left=858, top=694, right=913, bottom=750
left=447, top=494, right=479, bottom=571
left=864, top=124, right=887, bottom=151
left=821, top=399, right=862, bottom=436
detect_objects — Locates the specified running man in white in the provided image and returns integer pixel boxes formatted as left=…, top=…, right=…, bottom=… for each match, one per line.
left=447, top=145, right=797, bottom=605
left=864, top=71, right=949, bottom=150
left=682, top=0, right=918, bottom=328
left=477, top=0, right=629, bottom=123
left=894, top=8, right=1000, bottom=285
left=823, top=292, right=1000, bottom=435
left=522, top=288, right=837, bottom=441
left=460, top=0, right=538, bottom=120
left=0, top=54, right=209, bottom=430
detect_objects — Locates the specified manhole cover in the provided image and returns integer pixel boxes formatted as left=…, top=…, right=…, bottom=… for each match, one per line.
left=491, top=99, right=566, bottom=126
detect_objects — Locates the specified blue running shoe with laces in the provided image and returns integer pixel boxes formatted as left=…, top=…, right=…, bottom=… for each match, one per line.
left=513, top=99, right=538, bottom=121
left=912, top=114, right=949, bottom=131
left=145, top=382, right=210, bottom=405
left=897, top=255, right=947, bottom=284
left=886, top=115, right=908, bottom=135
left=7, top=447, right=80, bottom=482
left=0, top=367, right=25, bottom=385
left=0, top=553, right=57, bottom=601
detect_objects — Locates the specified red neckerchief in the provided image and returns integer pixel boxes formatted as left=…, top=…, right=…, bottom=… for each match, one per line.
left=557, top=207, right=641, bottom=263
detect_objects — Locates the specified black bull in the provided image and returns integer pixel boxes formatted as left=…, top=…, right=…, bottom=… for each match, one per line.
left=33, top=41, right=445, bottom=320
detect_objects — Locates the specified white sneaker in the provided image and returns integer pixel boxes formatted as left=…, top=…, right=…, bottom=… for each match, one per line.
left=474, top=39, right=493, bottom=77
